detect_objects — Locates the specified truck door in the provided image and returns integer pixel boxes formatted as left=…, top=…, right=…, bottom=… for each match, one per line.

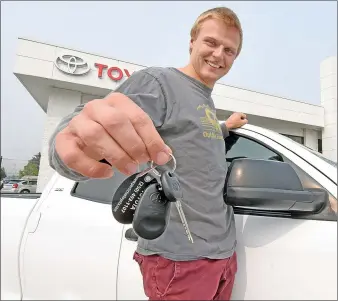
left=225, top=131, right=337, bottom=300
left=21, top=173, right=126, bottom=300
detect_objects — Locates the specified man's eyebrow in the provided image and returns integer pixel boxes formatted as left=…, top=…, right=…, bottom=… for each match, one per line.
left=204, top=36, right=217, bottom=40
left=226, top=46, right=237, bottom=52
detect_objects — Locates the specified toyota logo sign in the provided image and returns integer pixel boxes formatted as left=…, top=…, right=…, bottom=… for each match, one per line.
left=55, top=54, right=90, bottom=75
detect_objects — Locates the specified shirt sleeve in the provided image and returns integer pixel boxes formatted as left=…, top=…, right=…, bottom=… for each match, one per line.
left=220, top=122, right=230, bottom=139
left=48, top=106, right=91, bottom=182
left=48, top=68, right=167, bottom=182
left=113, top=69, right=167, bottom=128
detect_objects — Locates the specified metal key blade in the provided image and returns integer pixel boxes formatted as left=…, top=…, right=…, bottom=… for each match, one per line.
left=160, top=170, right=194, bottom=243
left=175, top=200, right=194, bottom=243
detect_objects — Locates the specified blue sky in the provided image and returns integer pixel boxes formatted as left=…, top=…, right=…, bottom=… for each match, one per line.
left=1, top=1, right=337, bottom=163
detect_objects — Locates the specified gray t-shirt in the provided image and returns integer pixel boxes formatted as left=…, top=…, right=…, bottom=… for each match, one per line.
left=49, top=67, right=236, bottom=261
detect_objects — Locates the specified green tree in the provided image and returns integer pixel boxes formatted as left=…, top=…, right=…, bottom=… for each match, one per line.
left=29, top=152, right=41, bottom=169
left=0, top=167, right=6, bottom=180
left=18, top=152, right=41, bottom=178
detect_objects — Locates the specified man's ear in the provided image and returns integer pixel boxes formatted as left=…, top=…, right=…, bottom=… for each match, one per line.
left=189, top=38, right=194, bottom=54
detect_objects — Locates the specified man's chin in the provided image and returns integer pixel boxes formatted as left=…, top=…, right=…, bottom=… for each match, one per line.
left=200, top=72, right=223, bottom=86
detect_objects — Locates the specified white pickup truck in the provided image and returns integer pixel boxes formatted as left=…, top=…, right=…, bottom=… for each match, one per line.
left=2, top=124, right=337, bottom=300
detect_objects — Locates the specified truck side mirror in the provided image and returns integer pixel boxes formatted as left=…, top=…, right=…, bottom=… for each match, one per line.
left=224, top=159, right=327, bottom=215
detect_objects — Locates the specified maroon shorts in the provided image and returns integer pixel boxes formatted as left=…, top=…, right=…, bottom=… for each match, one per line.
left=133, top=251, right=237, bottom=300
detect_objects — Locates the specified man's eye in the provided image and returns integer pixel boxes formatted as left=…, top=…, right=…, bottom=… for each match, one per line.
left=206, top=41, right=215, bottom=46
left=225, top=49, right=234, bottom=55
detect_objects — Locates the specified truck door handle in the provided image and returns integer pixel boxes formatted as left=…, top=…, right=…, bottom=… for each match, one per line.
left=125, top=228, right=138, bottom=242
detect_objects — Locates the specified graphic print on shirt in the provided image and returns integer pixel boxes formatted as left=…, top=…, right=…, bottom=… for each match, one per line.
left=197, top=104, right=223, bottom=140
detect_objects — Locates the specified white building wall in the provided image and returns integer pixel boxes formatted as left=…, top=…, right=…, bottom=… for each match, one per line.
left=37, top=88, right=82, bottom=192
left=320, top=56, right=337, bottom=162
left=213, top=84, right=324, bottom=128
left=81, top=93, right=103, bottom=104
left=14, top=38, right=325, bottom=129
left=217, top=112, right=320, bottom=150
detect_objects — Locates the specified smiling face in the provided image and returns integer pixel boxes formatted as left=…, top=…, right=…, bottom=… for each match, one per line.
left=189, top=18, right=241, bottom=88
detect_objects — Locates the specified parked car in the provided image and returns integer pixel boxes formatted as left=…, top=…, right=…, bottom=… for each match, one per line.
left=1, top=179, right=24, bottom=192
left=1, top=124, right=336, bottom=300
left=1, top=178, right=37, bottom=194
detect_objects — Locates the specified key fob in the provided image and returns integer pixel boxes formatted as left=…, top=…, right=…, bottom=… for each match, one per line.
left=132, top=183, right=171, bottom=240
left=112, top=172, right=157, bottom=224
left=161, top=171, right=183, bottom=202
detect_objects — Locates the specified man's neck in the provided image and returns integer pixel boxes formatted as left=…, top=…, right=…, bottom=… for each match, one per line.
left=177, top=64, right=215, bottom=89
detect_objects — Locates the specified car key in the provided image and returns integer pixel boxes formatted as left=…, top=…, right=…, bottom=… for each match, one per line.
left=111, top=171, right=158, bottom=224
left=161, top=170, right=194, bottom=243
left=132, top=179, right=171, bottom=240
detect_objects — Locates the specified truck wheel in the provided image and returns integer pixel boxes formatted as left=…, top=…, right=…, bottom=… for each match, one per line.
left=20, top=189, right=30, bottom=194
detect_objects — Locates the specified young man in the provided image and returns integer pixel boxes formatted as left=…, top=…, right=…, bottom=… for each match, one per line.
left=50, top=6, right=247, bottom=300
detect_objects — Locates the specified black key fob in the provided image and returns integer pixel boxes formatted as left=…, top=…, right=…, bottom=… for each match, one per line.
left=112, top=172, right=156, bottom=224
left=132, top=183, right=171, bottom=240
left=161, top=171, right=183, bottom=202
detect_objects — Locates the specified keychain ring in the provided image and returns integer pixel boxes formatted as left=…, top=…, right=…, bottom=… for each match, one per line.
left=148, top=153, right=176, bottom=174
left=168, top=153, right=177, bottom=173
left=146, top=162, right=161, bottom=177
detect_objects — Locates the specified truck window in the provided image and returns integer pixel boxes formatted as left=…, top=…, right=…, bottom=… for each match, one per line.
left=71, top=172, right=129, bottom=205
left=225, top=132, right=283, bottom=164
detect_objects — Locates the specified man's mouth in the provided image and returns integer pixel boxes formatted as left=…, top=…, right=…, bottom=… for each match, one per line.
left=205, top=60, right=223, bottom=69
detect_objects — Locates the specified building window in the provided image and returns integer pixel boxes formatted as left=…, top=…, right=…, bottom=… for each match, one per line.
left=281, top=134, right=304, bottom=145
left=318, top=139, right=323, bottom=153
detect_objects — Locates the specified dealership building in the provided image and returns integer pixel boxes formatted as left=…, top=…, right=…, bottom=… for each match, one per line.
left=13, top=38, right=337, bottom=192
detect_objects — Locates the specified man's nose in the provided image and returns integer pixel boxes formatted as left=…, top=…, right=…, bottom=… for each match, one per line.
left=212, top=46, right=223, bottom=58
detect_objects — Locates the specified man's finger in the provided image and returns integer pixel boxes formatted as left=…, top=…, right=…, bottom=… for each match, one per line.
left=240, top=113, right=247, bottom=119
left=131, top=110, right=172, bottom=165
left=84, top=100, right=150, bottom=166
left=68, top=115, right=139, bottom=175
left=55, top=132, right=114, bottom=179
left=104, top=93, right=172, bottom=165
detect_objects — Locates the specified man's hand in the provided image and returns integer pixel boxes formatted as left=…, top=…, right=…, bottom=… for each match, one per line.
left=54, top=93, right=172, bottom=179
left=225, top=112, right=248, bottom=129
